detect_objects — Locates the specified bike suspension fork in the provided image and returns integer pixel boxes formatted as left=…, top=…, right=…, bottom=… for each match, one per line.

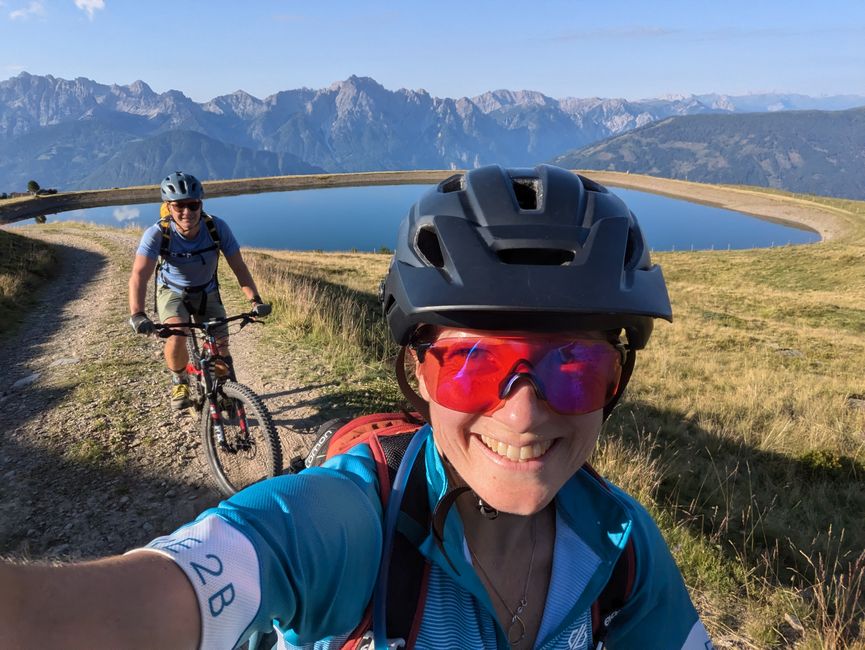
left=208, top=400, right=227, bottom=445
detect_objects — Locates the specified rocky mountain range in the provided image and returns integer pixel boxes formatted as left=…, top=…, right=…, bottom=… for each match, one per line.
left=1, top=72, right=863, bottom=195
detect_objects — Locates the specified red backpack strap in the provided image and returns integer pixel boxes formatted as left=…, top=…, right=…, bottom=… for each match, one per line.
left=305, top=414, right=430, bottom=649
left=583, top=464, right=637, bottom=647
left=377, top=433, right=431, bottom=647
left=342, top=430, right=431, bottom=650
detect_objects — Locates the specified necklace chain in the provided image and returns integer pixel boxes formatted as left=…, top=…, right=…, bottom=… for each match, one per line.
left=468, top=515, right=538, bottom=645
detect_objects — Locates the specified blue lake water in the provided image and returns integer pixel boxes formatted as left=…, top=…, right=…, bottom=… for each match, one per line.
left=29, top=184, right=819, bottom=251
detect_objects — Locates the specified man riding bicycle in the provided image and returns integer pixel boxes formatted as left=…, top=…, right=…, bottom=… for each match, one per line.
left=128, top=171, right=270, bottom=409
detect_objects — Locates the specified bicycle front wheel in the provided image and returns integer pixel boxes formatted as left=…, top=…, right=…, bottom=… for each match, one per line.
left=185, top=329, right=201, bottom=367
left=201, top=381, right=282, bottom=496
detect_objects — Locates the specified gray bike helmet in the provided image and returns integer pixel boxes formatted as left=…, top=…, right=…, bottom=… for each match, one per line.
left=381, top=164, right=672, bottom=350
left=160, top=171, right=204, bottom=202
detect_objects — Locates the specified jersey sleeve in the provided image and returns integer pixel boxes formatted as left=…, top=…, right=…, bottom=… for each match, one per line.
left=135, top=224, right=163, bottom=260
left=131, top=447, right=383, bottom=649
left=605, top=489, right=715, bottom=649
left=213, top=216, right=241, bottom=257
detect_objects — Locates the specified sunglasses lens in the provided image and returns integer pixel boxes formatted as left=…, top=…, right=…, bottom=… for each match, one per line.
left=537, top=342, right=621, bottom=414
left=426, top=340, right=504, bottom=413
left=173, top=201, right=201, bottom=211
left=420, top=337, right=622, bottom=415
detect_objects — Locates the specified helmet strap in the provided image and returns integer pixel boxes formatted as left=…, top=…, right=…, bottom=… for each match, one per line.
left=603, top=348, right=636, bottom=420
left=395, top=346, right=430, bottom=422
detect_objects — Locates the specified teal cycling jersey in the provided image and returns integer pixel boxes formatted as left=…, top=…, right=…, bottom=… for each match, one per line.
left=136, top=215, right=241, bottom=293
left=137, top=426, right=714, bottom=649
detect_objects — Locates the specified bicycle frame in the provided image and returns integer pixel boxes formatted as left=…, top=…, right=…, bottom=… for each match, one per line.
left=187, top=333, right=232, bottom=395
left=152, top=311, right=282, bottom=495
left=158, top=313, right=258, bottom=448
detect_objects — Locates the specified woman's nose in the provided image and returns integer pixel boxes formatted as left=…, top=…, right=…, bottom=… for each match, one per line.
left=491, top=375, right=551, bottom=432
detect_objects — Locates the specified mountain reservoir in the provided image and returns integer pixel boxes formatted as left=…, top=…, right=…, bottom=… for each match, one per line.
left=19, top=184, right=819, bottom=252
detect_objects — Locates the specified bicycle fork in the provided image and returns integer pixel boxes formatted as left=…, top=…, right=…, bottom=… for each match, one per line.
left=207, top=399, right=228, bottom=446
left=208, top=395, right=253, bottom=452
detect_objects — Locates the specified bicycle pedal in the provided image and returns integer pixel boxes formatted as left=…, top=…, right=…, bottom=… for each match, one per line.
left=287, top=456, right=307, bottom=474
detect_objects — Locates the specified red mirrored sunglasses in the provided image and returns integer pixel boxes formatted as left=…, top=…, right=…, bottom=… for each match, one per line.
left=413, top=335, right=625, bottom=416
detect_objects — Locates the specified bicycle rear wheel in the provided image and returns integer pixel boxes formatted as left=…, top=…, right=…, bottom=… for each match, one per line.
left=201, top=381, right=282, bottom=496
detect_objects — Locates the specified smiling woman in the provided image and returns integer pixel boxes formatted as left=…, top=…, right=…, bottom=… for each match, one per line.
left=0, top=164, right=714, bottom=650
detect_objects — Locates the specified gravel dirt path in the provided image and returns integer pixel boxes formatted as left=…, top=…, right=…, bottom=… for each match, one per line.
left=0, top=224, right=321, bottom=561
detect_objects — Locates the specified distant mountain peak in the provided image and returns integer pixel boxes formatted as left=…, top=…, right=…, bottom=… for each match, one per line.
left=658, top=93, right=695, bottom=101
left=126, top=80, right=154, bottom=95
left=472, top=89, right=557, bottom=112
left=330, top=75, right=384, bottom=92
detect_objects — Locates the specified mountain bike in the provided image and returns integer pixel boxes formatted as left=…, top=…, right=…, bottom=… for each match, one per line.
left=154, top=312, right=282, bottom=496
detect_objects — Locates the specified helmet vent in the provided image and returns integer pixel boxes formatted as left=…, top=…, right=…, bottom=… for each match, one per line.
left=439, top=174, right=465, bottom=193
left=511, top=178, right=539, bottom=210
left=416, top=226, right=445, bottom=268
left=497, top=248, right=574, bottom=265
left=623, top=225, right=644, bottom=269
left=624, top=231, right=636, bottom=268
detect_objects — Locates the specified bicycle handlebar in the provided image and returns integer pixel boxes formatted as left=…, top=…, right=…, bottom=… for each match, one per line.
left=153, top=311, right=262, bottom=338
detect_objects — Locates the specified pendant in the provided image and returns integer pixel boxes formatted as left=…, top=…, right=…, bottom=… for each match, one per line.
left=478, top=498, right=499, bottom=520
left=507, top=615, right=526, bottom=645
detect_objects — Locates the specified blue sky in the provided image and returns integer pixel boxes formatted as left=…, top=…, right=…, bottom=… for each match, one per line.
left=1, top=0, right=863, bottom=102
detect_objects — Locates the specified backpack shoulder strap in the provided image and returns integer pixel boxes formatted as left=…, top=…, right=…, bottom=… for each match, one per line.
left=305, top=414, right=430, bottom=650
left=591, top=536, right=636, bottom=645
left=584, top=464, right=637, bottom=647
left=202, top=212, right=221, bottom=248
left=375, top=433, right=430, bottom=648
left=154, top=217, right=172, bottom=315
left=158, top=217, right=172, bottom=259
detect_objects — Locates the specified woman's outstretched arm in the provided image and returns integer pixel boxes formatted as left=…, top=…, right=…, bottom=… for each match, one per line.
left=0, top=552, right=199, bottom=650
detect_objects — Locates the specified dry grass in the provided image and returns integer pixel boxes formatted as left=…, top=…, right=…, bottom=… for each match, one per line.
left=0, top=227, right=56, bottom=336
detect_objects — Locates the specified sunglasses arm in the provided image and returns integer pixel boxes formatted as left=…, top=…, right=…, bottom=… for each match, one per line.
left=395, top=346, right=431, bottom=423
left=602, top=347, right=636, bottom=421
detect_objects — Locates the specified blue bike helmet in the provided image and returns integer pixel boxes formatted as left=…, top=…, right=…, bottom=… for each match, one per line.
left=160, top=171, right=204, bottom=202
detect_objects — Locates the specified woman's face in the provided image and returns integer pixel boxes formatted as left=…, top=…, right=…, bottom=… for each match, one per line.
left=415, top=327, right=611, bottom=515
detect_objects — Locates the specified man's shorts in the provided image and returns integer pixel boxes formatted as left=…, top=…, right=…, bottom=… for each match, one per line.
left=156, top=285, right=228, bottom=339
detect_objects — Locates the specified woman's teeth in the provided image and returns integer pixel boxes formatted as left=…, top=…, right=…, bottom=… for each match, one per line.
left=480, top=435, right=552, bottom=461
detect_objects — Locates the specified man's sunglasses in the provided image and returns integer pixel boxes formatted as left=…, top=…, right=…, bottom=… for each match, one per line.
left=170, top=200, right=202, bottom=212
left=413, top=335, right=625, bottom=416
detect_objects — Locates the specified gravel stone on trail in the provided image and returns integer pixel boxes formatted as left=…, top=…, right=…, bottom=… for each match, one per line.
left=0, top=224, right=322, bottom=562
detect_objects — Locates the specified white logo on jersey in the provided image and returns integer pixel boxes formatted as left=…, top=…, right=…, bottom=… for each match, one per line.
left=568, top=623, right=589, bottom=649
